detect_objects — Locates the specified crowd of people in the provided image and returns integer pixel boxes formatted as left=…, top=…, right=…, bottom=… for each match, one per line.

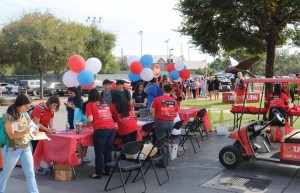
left=1, top=73, right=300, bottom=192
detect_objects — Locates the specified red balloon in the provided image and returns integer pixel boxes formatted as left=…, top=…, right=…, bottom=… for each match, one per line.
left=68, top=55, right=86, bottom=73
left=180, top=70, right=190, bottom=80
left=80, top=82, right=94, bottom=90
left=166, top=64, right=175, bottom=73
left=130, top=61, right=143, bottom=74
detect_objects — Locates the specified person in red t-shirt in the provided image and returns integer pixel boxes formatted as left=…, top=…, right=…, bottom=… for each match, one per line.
left=110, top=90, right=138, bottom=145
left=31, top=95, right=60, bottom=153
left=150, top=83, right=179, bottom=167
left=86, top=88, right=116, bottom=179
left=265, top=83, right=290, bottom=140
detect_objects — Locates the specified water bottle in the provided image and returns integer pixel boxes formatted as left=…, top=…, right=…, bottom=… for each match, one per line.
left=66, top=121, right=70, bottom=133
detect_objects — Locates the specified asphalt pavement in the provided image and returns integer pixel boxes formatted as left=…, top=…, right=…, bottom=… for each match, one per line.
left=0, top=98, right=299, bottom=193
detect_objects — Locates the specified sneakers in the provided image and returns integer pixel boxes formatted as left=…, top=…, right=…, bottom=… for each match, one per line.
left=35, top=167, right=47, bottom=174
left=83, top=157, right=90, bottom=163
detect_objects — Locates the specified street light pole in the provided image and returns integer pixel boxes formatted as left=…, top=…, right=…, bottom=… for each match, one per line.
left=137, top=31, right=143, bottom=57
left=86, top=17, right=101, bottom=25
left=165, top=39, right=169, bottom=59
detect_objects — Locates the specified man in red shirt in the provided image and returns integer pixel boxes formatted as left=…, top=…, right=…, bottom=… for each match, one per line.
left=150, top=83, right=179, bottom=167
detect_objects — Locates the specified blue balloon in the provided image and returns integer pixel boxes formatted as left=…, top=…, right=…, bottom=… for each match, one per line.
left=140, top=54, right=153, bottom=68
left=77, top=69, right=94, bottom=86
left=170, top=70, right=180, bottom=80
left=183, top=64, right=187, bottom=70
left=128, top=72, right=141, bottom=82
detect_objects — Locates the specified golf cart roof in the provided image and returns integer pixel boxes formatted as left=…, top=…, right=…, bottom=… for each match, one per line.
left=245, top=78, right=300, bottom=84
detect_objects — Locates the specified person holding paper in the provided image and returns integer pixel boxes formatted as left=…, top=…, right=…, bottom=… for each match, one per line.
left=0, top=94, right=40, bottom=193
left=31, top=96, right=60, bottom=153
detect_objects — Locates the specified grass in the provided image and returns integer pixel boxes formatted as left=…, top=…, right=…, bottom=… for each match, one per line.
left=180, top=98, right=300, bottom=130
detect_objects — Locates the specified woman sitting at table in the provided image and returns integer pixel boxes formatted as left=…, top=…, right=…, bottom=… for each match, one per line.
left=265, top=83, right=290, bottom=141
left=86, top=88, right=116, bottom=179
left=31, top=96, right=60, bottom=153
left=110, top=90, right=138, bottom=145
left=132, top=82, right=147, bottom=112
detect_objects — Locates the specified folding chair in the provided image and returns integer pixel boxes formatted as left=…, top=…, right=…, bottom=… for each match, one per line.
left=170, top=120, right=186, bottom=157
left=133, top=136, right=169, bottom=186
left=104, top=141, right=147, bottom=193
left=179, top=119, right=201, bottom=155
left=194, top=109, right=208, bottom=140
left=141, top=122, right=154, bottom=143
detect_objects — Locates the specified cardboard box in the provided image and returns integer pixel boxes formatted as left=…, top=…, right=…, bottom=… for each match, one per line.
left=54, top=164, right=72, bottom=171
left=169, top=144, right=178, bottom=161
left=54, top=164, right=73, bottom=181
left=126, top=143, right=157, bottom=160
left=55, top=171, right=73, bottom=181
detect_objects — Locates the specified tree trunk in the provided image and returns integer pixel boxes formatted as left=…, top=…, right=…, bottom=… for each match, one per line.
left=39, top=67, right=44, bottom=99
left=265, top=29, right=277, bottom=101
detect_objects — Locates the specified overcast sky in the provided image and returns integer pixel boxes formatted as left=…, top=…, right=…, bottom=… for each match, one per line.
left=1, top=0, right=213, bottom=62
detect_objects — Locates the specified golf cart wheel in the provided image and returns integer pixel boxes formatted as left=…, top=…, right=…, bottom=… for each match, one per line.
left=219, top=145, right=243, bottom=169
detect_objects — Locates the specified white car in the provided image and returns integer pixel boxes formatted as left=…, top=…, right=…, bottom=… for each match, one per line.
left=0, top=82, right=18, bottom=94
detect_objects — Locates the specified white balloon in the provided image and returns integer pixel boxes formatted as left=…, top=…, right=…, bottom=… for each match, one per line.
left=140, top=68, right=154, bottom=81
left=127, top=55, right=139, bottom=66
left=174, top=77, right=182, bottom=82
left=62, top=70, right=78, bottom=87
left=85, top=57, right=102, bottom=74
left=174, top=60, right=185, bottom=71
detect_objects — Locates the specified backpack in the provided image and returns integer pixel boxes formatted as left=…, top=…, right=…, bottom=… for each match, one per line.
left=238, top=79, right=246, bottom=89
left=28, top=103, right=45, bottom=118
left=0, top=114, right=8, bottom=148
left=155, top=85, right=163, bottom=97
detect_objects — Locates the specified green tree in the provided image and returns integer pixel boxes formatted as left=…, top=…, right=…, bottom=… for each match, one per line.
left=84, top=26, right=119, bottom=73
left=1, top=11, right=65, bottom=97
left=177, top=0, right=300, bottom=94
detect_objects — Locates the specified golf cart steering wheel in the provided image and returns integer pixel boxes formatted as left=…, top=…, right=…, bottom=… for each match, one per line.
left=271, top=109, right=285, bottom=124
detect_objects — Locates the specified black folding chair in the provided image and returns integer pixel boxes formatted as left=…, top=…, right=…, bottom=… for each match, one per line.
left=194, top=109, right=208, bottom=140
left=141, top=122, right=154, bottom=143
left=179, top=119, right=201, bottom=155
left=133, top=136, right=169, bottom=186
left=104, top=141, right=146, bottom=193
left=170, top=120, right=186, bottom=157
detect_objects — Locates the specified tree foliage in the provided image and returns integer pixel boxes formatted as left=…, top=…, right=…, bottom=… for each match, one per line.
left=0, top=11, right=117, bottom=97
left=176, top=0, right=300, bottom=94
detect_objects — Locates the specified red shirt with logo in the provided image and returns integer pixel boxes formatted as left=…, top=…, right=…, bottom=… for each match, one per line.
left=109, top=104, right=138, bottom=136
left=86, top=101, right=115, bottom=131
left=265, top=92, right=289, bottom=108
left=31, top=103, right=54, bottom=129
left=151, top=95, right=179, bottom=121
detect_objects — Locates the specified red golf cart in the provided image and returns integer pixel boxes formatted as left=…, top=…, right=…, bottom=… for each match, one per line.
left=219, top=78, right=300, bottom=169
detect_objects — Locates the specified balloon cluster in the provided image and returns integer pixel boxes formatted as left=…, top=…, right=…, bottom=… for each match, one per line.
left=62, top=55, right=102, bottom=89
left=166, top=60, right=190, bottom=82
left=127, top=55, right=154, bottom=82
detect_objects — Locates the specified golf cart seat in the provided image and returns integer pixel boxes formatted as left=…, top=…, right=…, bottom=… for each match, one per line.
left=281, top=131, right=300, bottom=143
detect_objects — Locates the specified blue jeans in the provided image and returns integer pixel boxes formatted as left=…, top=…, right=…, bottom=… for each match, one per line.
left=93, top=129, right=115, bottom=176
left=154, top=119, right=174, bottom=166
left=0, top=145, right=39, bottom=193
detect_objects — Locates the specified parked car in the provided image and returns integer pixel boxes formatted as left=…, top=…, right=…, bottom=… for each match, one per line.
left=18, top=80, right=46, bottom=96
left=111, top=80, right=132, bottom=90
left=220, top=80, right=232, bottom=92
left=12, top=83, right=25, bottom=95
left=94, top=80, right=103, bottom=91
left=36, top=82, right=66, bottom=96
left=0, top=82, right=18, bottom=94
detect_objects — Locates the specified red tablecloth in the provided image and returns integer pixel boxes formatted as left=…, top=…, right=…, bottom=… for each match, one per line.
left=33, top=128, right=93, bottom=167
left=178, top=108, right=210, bottom=132
left=34, top=121, right=151, bottom=167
